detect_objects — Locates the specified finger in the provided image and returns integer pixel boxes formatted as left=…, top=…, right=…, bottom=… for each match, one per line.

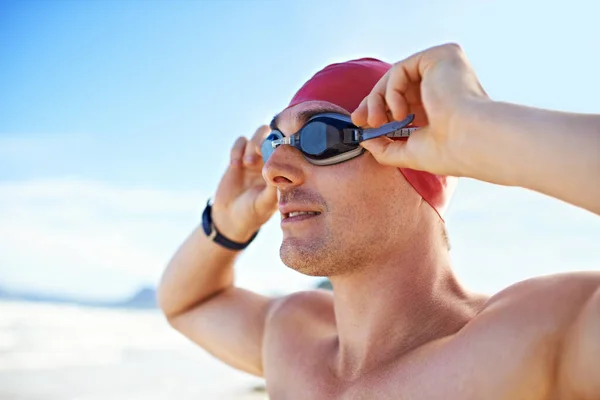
left=366, top=92, right=389, bottom=128
left=255, top=183, right=278, bottom=216
left=410, top=103, right=429, bottom=127
left=360, top=136, right=410, bottom=168
left=366, top=71, right=392, bottom=128
left=352, top=69, right=390, bottom=127
left=404, top=81, right=422, bottom=109
left=355, top=43, right=459, bottom=128
left=243, top=139, right=259, bottom=168
left=250, top=125, right=271, bottom=156
left=230, top=136, right=247, bottom=167
left=385, top=109, right=395, bottom=124
left=385, top=64, right=411, bottom=121
left=243, top=125, right=271, bottom=168
left=351, top=96, right=369, bottom=126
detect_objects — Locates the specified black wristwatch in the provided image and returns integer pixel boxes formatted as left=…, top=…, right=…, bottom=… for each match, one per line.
left=201, top=199, right=258, bottom=251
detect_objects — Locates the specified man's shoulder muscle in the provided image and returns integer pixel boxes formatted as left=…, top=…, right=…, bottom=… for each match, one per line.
left=266, top=289, right=335, bottom=329
left=468, top=271, right=600, bottom=374
left=483, top=271, right=600, bottom=315
left=437, top=272, right=600, bottom=399
left=261, top=289, right=335, bottom=376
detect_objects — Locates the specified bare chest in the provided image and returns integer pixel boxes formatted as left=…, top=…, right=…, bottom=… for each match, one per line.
left=262, top=334, right=553, bottom=400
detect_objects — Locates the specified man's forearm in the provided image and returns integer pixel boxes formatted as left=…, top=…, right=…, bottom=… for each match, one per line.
left=157, top=224, right=239, bottom=319
left=458, top=100, right=600, bottom=214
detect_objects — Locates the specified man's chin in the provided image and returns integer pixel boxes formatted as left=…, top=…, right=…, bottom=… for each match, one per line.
left=280, top=239, right=334, bottom=277
left=284, top=263, right=327, bottom=277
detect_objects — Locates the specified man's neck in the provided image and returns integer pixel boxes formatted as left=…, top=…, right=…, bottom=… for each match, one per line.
left=328, top=236, right=486, bottom=379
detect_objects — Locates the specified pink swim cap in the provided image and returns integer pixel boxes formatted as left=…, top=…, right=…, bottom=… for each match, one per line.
left=286, top=58, right=457, bottom=220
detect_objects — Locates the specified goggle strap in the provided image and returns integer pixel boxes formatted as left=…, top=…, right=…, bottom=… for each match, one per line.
left=342, top=129, right=360, bottom=144
left=387, top=127, right=419, bottom=138
left=359, top=114, right=416, bottom=141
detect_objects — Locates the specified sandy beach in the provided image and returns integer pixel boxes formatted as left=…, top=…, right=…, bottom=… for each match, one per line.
left=0, top=301, right=267, bottom=400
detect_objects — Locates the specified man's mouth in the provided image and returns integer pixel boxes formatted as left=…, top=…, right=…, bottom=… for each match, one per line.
left=279, top=201, right=323, bottom=223
left=284, top=211, right=321, bottom=219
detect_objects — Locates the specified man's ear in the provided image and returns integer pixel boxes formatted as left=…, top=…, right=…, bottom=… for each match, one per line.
left=269, top=115, right=278, bottom=130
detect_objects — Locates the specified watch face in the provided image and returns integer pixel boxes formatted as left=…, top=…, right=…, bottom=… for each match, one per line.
left=202, top=203, right=214, bottom=236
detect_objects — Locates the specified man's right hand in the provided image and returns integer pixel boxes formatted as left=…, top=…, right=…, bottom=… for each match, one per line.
left=211, top=125, right=278, bottom=244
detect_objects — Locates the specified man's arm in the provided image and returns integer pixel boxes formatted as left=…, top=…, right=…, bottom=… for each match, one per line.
left=158, top=126, right=279, bottom=377
left=459, top=100, right=600, bottom=215
left=557, top=281, right=600, bottom=398
left=157, top=223, right=279, bottom=377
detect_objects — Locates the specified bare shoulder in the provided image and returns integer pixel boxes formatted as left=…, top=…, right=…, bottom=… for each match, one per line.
left=265, top=289, right=335, bottom=334
left=474, top=271, right=600, bottom=333
left=484, top=271, right=600, bottom=309
left=459, top=272, right=600, bottom=397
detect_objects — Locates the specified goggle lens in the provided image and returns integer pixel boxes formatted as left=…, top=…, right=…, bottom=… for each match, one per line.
left=301, top=121, right=338, bottom=157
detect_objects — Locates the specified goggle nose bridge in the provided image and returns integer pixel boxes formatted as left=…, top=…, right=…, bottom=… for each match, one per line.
left=269, top=128, right=360, bottom=151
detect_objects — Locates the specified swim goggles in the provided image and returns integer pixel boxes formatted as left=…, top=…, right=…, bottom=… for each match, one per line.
left=261, top=113, right=417, bottom=166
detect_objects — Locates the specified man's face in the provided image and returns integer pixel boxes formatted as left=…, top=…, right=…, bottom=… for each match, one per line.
left=262, top=101, right=423, bottom=277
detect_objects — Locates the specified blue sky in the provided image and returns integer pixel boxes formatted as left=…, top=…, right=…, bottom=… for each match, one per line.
left=1, top=0, right=599, bottom=300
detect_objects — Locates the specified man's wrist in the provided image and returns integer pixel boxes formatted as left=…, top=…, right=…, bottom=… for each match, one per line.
left=446, top=98, right=484, bottom=178
left=452, top=98, right=521, bottom=186
left=210, top=205, right=259, bottom=245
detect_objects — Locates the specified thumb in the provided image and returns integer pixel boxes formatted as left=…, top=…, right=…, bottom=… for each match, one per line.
left=360, top=136, right=410, bottom=168
left=255, top=183, right=278, bottom=217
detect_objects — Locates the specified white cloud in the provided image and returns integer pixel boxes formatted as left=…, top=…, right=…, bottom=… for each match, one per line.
left=0, top=179, right=208, bottom=298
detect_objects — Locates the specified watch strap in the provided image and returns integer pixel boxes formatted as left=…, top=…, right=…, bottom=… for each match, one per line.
left=201, top=200, right=258, bottom=251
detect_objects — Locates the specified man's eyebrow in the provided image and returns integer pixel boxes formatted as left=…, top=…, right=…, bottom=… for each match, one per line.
left=296, top=107, right=346, bottom=125
left=269, top=115, right=278, bottom=130
left=270, top=106, right=347, bottom=131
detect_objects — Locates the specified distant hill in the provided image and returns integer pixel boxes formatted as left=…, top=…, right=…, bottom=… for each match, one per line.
left=113, top=287, right=157, bottom=309
left=1, top=280, right=333, bottom=309
left=316, top=279, right=333, bottom=290
left=0, top=285, right=158, bottom=310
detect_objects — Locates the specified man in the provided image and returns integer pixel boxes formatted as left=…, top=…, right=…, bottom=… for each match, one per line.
left=158, top=44, right=600, bottom=399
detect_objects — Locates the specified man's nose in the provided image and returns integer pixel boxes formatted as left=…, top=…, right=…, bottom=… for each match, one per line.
left=262, top=145, right=306, bottom=189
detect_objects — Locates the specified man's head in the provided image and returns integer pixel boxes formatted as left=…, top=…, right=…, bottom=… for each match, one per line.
left=262, top=58, right=456, bottom=277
